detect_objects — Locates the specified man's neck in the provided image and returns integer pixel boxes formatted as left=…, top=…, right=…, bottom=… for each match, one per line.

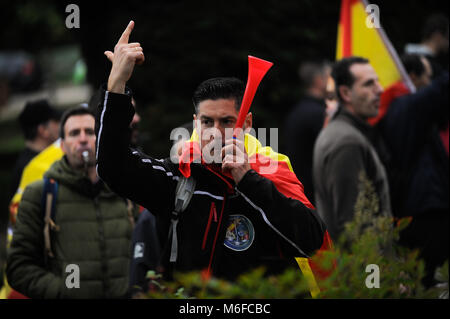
left=341, top=104, right=368, bottom=122
left=25, top=139, right=49, bottom=153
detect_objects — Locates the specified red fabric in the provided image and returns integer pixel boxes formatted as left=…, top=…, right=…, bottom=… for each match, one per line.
left=8, top=290, right=29, bottom=299
left=178, top=140, right=314, bottom=208
left=248, top=152, right=314, bottom=209
left=308, top=231, right=336, bottom=280
left=179, top=141, right=202, bottom=179
left=368, top=81, right=409, bottom=126
left=340, top=0, right=357, bottom=57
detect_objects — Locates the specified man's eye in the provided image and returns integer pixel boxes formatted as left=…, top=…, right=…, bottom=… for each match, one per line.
left=223, top=119, right=235, bottom=125
left=202, top=120, right=212, bottom=126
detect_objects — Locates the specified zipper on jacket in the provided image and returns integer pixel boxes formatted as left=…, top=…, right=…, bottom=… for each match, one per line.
left=205, top=193, right=226, bottom=277
left=202, top=202, right=217, bottom=250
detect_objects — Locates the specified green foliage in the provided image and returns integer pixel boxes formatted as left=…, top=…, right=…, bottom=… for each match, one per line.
left=145, top=267, right=311, bottom=299
left=311, top=172, right=428, bottom=298
left=143, top=172, right=447, bottom=299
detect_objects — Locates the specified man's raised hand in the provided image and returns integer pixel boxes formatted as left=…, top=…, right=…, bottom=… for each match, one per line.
left=105, top=20, right=145, bottom=94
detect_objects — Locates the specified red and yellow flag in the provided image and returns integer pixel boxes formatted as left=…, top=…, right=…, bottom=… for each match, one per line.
left=336, top=0, right=415, bottom=125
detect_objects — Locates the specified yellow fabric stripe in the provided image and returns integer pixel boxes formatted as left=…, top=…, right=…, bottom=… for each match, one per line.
left=351, top=1, right=401, bottom=88
left=10, top=140, right=63, bottom=210
left=336, top=1, right=402, bottom=88
left=296, top=257, right=321, bottom=298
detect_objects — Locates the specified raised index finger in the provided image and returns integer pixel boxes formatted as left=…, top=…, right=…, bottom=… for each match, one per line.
left=118, top=20, right=134, bottom=45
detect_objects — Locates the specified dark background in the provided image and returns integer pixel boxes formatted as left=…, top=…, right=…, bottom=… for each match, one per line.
left=0, top=0, right=448, bottom=237
left=1, top=0, right=448, bottom=156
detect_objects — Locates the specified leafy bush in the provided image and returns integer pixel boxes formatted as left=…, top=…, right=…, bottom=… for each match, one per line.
left=142, top=172, right=448, bottom=299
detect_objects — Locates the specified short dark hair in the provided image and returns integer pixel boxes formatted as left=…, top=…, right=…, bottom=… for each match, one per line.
left=331, top=56, right=369, bottom=102
left=401, top=53, right=426, bottom=77
left=192, top=77, right=245, bottom=114
left=59, top=106, right=95, bottom=139
left=298, top=61, right=330, bottom=90
left=421, top=14, right=449, bottom=41
left=18, top=99, right=61, bottom=141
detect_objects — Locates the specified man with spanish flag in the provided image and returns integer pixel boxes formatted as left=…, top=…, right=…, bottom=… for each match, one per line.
left=95, top=20, right=332, bottom=297
left=336, top=0, right=417, bottom=122
left=333, top=0, right=448, bottom=288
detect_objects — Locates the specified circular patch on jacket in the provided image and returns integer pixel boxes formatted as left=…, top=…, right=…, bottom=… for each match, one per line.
left=224, top=215, right=255, bottom=251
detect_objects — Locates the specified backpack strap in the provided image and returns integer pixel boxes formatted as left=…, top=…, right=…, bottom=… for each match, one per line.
left=168, top=176, right=196, bottom=263
left=42, top=177, right=59, bottom=259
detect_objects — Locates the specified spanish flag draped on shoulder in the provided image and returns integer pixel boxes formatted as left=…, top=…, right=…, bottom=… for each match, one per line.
left=179, top=130, right=334, bottom=298
left=336, top=0, right=416, bottom=125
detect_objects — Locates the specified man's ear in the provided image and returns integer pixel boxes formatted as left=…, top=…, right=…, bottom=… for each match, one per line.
left=60, top=139, right=66, bottom=154
left=243, top=112, right=252, bottom=132
left=193, top=114, right=198, bottom=131
left=37, top=123, right=48, bottom=138
left=338, top=85, right=351, bottom=104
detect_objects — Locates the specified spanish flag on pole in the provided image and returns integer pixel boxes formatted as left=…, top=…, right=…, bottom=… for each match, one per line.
left=336, top=0, right=416, bottom=125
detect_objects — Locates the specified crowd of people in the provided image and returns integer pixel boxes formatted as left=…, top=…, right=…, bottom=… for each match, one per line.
left=0, top=13, right=448, bottom=299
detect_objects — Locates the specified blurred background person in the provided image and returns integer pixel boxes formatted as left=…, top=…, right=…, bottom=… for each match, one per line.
left=405, top=13, right=449, bottom=79
left=9, top=100, right=61, bottom=201
left=6, top=106, right=136, bottom=298
left=377, top=53, right=449, bottom=288
left=313, top=57, right=391, bottom=240
left=402, top=54, right=434, bottom=89
left=323, top=75, right=338, bottom=127
left=284, top=61, right=330, bottom=204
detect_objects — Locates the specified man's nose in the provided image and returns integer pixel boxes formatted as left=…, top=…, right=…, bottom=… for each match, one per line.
left=131, top=113, right=140, bottom=125
left=212, top=121, right=223, bottom=134
left=213, top=120, right=222, bottom=130
left=376, top=81, right=384, bottom=95
left=78, top=130, right=88, bottom=143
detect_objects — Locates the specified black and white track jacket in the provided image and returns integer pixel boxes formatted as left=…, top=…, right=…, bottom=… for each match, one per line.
left=95, top=88, right=326, bottom=280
